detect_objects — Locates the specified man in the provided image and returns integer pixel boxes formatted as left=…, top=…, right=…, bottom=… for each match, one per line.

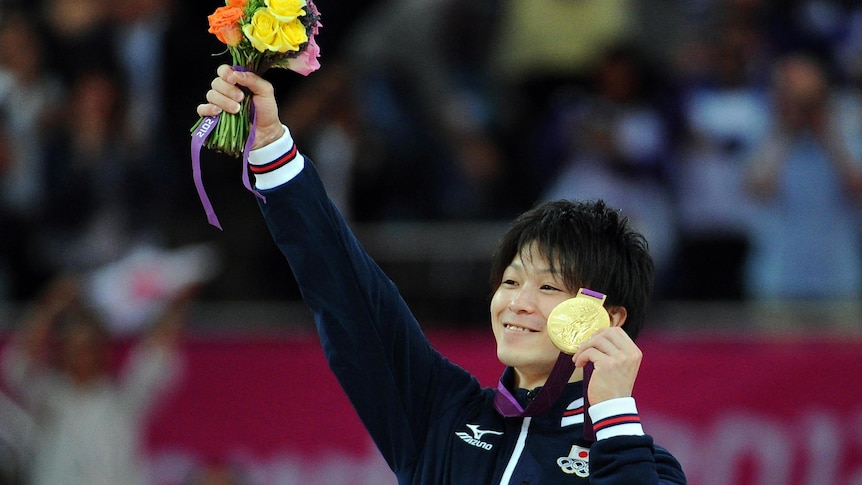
left=1, top=275, right=190, bottom=485
left=197, top=64, right=686, bottom=484
left=743, top=54, right=862, bottom=300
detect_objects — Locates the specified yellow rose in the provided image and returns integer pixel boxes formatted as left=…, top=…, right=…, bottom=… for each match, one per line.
left=242, top=8, right=281, bottom=52
left=275, top=18, right=308, bottom=53
left=265, top=0, right=306, bottom=22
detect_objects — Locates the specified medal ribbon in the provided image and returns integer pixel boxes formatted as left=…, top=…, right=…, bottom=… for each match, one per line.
left=582, top=361, right=596, bottom=441
left=493, top=355, right=596, bottom=441
left=493, top=352, right=575, bottom=417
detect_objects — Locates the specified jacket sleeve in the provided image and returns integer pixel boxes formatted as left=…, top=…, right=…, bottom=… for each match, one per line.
left=588, top=435, right=687, bottom=484
left=253, top=145, right=479, bottom=473
left=586, top=394, right=687, bottom=483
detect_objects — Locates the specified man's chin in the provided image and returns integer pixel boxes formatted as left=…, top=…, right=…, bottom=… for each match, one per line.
left=496, top=347, right=539, bottom=369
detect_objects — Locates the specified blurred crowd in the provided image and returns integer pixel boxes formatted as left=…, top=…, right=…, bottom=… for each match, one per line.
left=1, top=2, right=862, bottom=483
left=1, top=0, right=862, bottom=310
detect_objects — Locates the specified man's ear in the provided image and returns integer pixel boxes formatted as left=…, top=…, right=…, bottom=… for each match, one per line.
left=607, top=306, right=627, bottom=328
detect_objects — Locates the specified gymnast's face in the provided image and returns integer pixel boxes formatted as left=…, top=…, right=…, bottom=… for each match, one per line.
left=490, top=243, right=574, bottom=390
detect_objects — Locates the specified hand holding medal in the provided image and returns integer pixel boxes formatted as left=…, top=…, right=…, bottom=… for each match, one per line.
left=547, top=288, right=611, bottom=441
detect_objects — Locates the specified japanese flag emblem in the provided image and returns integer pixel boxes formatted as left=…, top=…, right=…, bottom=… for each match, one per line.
left=557, top=444, right=590, bottom=478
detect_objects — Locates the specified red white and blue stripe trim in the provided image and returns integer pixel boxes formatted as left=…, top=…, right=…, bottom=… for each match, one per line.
left=249, top=141, right=299, bottom=175
left=561, top=398, right=585, bottom=427
left=588, top=397, right=645, bottom=440
left=247, top=125, right=305, bottom=190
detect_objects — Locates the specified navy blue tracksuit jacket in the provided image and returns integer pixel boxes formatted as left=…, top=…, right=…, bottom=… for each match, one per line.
left=249, top=129, right=686, bottom=485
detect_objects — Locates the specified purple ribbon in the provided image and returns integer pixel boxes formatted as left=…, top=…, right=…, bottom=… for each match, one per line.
left=241, top=95, right=265, bottom=204
left=191, top=113, right=222, bottom=230
left=580, top=288, right=605, bottom=299
left=190, top=65, right=266, bottom=230
left=494, top=352, right=575, bottom=418
left=582, top=362, right=596, bottom=441
left=493, top=355, right=596, bottom=441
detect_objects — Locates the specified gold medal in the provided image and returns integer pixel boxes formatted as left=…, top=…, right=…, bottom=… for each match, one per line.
left=547, top=288, right=611, bottom=354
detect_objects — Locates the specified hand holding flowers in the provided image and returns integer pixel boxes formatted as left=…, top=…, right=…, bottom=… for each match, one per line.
left=191, top=0, right=321, bottom=229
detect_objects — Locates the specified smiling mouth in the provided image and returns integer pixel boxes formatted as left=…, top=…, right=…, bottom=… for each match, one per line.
left=504, top=324, right=537, bottom=333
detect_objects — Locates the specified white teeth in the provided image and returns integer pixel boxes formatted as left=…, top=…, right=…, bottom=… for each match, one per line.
left=504, top=324, right=532, bottom=332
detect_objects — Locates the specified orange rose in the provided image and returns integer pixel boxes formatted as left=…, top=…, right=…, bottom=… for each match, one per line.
left=227, top=0, right=247, bottom=7
left=207, top=6, right=245, bottom=45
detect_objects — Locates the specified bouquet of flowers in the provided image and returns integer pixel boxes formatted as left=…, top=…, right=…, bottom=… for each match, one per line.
left=190, top=0, right=321, bottom=228
left=193, top=0, right=322, bottom=158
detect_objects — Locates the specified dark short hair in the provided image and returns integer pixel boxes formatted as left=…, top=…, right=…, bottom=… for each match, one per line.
left=489, top=199, right=654, bottom=340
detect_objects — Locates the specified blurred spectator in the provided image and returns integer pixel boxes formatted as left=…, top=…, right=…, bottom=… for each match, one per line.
left=111, top=0, right=172, bottom=153
left=492, top=0, right=637, bottom=88
left=111, top=0, right=189, bottom=235
left=743, top=53, right=862, bottom=300
left=35, top=66, right=146, bottom=274
left=0, top=11, right=66, bottom=301
left=0, top=274, right=191, bottom=485
left=277, top=63, right=362, bottom=220
left=632, top=0, right=716, bottom=73
left=37, top=0, right=178, bottom=243
left=765, top=0, right=862, bottom=78
left=668, top=8, right=772, bottom=300
left=538, top=44, right=679, bottom=286
left=832, top=2, right=862, bottom=84
left=340, top=0, right=507, bottom=220
left=491, top=0, right=639, bottom=211
left=38, top=0, right=113, bottom=84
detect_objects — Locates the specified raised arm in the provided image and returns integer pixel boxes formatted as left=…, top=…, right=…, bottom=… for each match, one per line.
left=196, top=66, right=481, bottom=473
left=1, top=274, right=79, bottom=404
left=118, top=285, right=195, bottom=417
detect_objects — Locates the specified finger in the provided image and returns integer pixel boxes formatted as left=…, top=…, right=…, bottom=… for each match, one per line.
left=572, top=337, right=600, bottom=368
left=573, top=347, right=603, bottom=369
left=600, top=328, right=641, bottom=359
left=216, top=64, right=235, bottom=80
left=205, top=89, right=242, bottom=114
left=585, top=327, right=634, bottom=352
left=572, top=329, right=616, bottom=361
left=573, top=328, right=637, bottom=365
left=196, top=103, right=222, bottom=117
left=226, top=69, right=275, bottom=99
left=211, top=76, right=245, bottom=102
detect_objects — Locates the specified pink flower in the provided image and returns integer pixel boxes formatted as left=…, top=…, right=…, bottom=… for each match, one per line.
left=307, top=1, right=322, bottom=35
left=286, top=35, right=321, bottom=76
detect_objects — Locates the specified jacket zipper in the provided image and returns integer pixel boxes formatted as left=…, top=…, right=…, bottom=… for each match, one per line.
left=499, top=417, right=531, bottom=485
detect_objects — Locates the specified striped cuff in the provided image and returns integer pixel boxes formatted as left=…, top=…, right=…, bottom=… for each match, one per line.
left=248, top=124, right=305, bottom=190
left=588, top=397, right=645, bottom=440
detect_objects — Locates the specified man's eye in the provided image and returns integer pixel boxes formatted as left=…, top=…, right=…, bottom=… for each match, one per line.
left=502, top=279, right=518, bottom=286
left=541, top=284, right=562, bottom=291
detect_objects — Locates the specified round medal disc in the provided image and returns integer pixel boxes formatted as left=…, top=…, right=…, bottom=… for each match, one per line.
left=547, top=289, right=611, bottom=354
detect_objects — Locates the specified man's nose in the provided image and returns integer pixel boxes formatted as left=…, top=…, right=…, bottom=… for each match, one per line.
left=508, top=287, right=538, bottom=313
